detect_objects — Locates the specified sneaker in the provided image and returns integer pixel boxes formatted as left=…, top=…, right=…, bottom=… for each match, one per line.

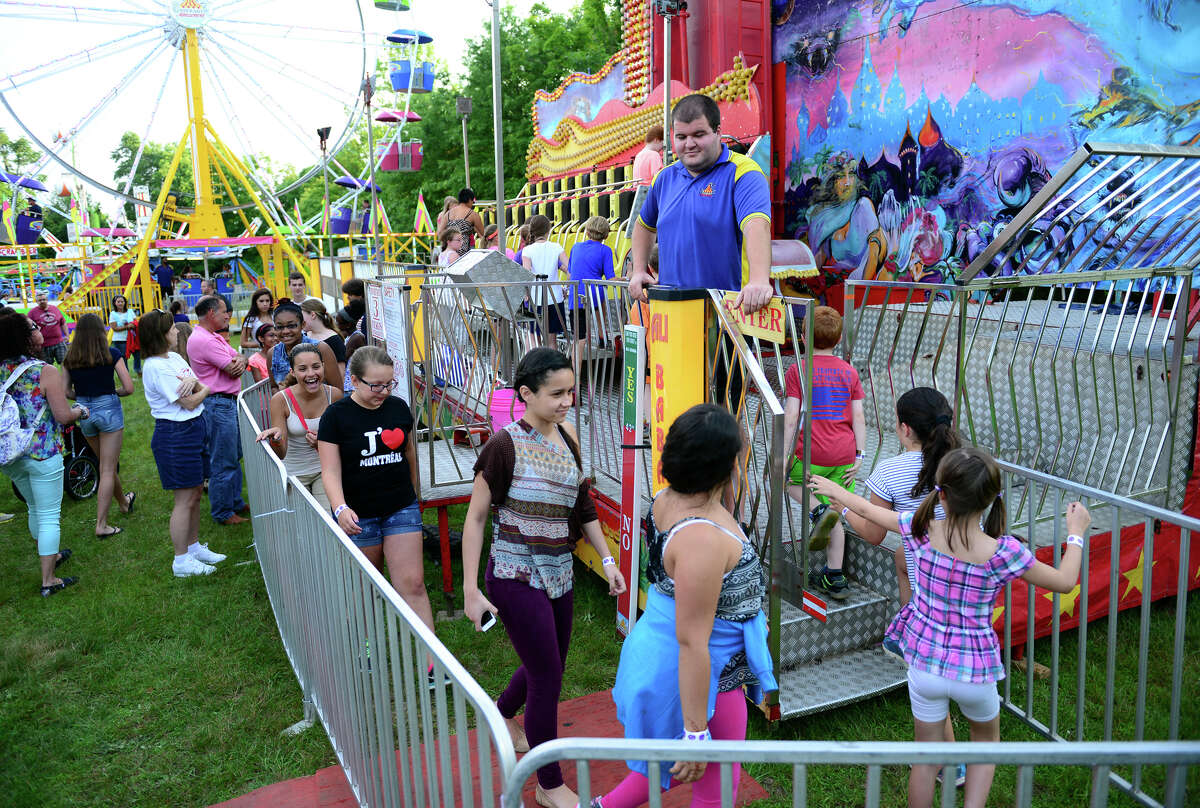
left=815, top=569, right=849, bottom=600
left=0, top=512, right=15, bottom=524
left=173, top=555, right=216, bottom=577
left=189, top=543, right=227, bottom=564
left=808, top=506, right=839, bottom=551
left=427, top=667, right=448, bottom=691
left=936, top=763, right=967, bottom=788
left=881, top=637, right=905, bottom=663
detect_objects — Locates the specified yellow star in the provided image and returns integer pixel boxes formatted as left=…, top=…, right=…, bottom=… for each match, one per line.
left=992, top=604, right=1005, bottom=626
left=1044, top=584, right=1081, bottom=618
left=1193, top=557, right=1200, bottom=584
left=1122, top=549, right=1153, bottom=599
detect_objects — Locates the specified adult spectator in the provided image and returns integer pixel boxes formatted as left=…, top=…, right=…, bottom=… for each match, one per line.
left=63, top=313, right=135, bottom=539
left=170, top=298, right=190, bottom=323
left=189, top=295, right=249, bottom=525
left=139, top=309, right=225, bottom=577
left=631, top=124, right=665, bottom=184
left=300, top=298, right=346, bottom=378
left=154, top=260, right=174, bottom=298
left=256, top=343, right=343, bottom=508
left=108, top=294, right=140, bottom=374
left=269, top=302, right=341, bottom=389
left=240, top=288, right=275, bottom=353
left=0, top=308, right=88, bottom=596
left=29, top=290, right=68, bottom=364
left=200, top=278, right=215, bottom=297
left=438, top=187, right=485, bottom=248
left=628, top=94, right=772, bottom=316
left=521, top=214, right=568, bottom=348
left=287, top=270, right=319, bottom=303
left=318, top=347, right=433, bottom=635
left=341, top=277, right=364, bottom=310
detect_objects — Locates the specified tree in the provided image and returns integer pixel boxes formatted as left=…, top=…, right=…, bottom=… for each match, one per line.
left=0, top=129, right=40, bottom=175
left=111, top=131, right=195, bottom=223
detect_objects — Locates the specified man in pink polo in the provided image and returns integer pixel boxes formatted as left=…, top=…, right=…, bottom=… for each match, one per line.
left=30, top=290, right=68, bottom=364
left=189, top=295, right=249, bottom=525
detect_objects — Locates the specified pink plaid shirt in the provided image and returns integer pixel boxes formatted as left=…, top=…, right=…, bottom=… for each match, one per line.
left=885, top=510, right=1034, bottom=683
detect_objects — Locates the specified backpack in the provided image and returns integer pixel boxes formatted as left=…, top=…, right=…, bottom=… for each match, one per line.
left=0, top=359, right=46, bottom=465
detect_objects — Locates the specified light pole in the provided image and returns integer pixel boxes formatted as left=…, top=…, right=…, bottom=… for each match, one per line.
left=490, top=0, right=505, bottom=244
left=653, top=1, right=687, bottom=161
left=457, top=96, right=472, bottom=188
left=362, top=73, right=384, bottom=276
left=317, top=126, right=332, bottom=274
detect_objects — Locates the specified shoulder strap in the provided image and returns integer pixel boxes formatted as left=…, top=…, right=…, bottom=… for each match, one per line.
left=284, top=387, right=309, bottom=431
left=661, top=516, right=747, bottom=558
left=1, top=359, right=39, bottom=395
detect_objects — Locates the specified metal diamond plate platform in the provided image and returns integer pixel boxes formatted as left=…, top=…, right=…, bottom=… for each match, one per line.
left=777, top=583, right=892, bottom=668
left=776, top=645, right=908, bottom=718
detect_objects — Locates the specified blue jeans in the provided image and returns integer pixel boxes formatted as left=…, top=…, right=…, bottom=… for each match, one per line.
left=2, top=453, right=64, bottom=556
left=201, top=396, right=246, bottom=521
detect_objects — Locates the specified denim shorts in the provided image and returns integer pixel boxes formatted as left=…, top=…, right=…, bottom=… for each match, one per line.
left=351, top=501, right=421, bottom=549
left=77, top=394, right=124, bottom=436
left=151, top=416, right=209, bottom=490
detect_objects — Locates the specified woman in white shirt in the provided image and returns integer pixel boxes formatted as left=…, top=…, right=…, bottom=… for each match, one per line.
left=521, top=214, right=568, bottom=347
left=139, top=309, right=225, bottom=578
left=108, top=295, right=139, bottom=373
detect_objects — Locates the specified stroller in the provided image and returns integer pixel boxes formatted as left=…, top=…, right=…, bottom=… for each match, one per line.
left=11, top=423, right=100, bottom=502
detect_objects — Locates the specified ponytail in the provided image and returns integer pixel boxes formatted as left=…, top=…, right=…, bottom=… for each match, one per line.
left=983, top=493, right=1008, bottom=539
left=911, top=487, right=940, bottom=538
left=896, top=387, right=961, bottom=499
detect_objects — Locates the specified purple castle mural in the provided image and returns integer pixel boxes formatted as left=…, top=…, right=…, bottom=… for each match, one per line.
left=772, top=0, right=1200, bottom=288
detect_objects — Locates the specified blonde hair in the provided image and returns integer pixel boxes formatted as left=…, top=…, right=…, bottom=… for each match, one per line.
left=441, top=196, right=456, bottom=214
left=583, top=215, right=610, bottom=241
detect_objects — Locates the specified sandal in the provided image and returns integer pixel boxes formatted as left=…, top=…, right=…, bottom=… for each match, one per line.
left=96, top=526, right=123, bottom=539
left=123, top=491, right=137, bottom=514
left=40, top=576, right=78, bottom=597
left=54, top=548, right=72, bottom=568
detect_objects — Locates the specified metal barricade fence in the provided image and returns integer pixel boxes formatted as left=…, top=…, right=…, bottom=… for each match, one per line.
left=995, top=460, right=1200, bottom=807
left=843, top=270, right=1196, bottom=510
left=501, top=738, right=1200, bottom=808
left=237, top=379, right=517, bottom=808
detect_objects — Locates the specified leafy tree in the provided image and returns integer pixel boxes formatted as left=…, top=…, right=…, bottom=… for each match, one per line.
left=0, top=129, right=40, bottom=175
left=111, top=131, right=195, bottom=223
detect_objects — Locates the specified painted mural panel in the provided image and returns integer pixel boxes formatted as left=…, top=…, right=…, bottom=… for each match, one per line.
left=772, top=0, right=1200, bottom=288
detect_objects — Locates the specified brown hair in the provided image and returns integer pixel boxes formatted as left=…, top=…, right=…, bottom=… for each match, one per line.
left=64, top=313, right=112, bottom=369
left=518, top=224, right=532, bottom=248
left=583, top=215, right=610, bottom=241
left=441, top=228, right=463, bottom=250
left=646, top=124, right=664, bottom=143
left=527, top=214, right=551, bottom=241
left=912, top=446, right=1008, bottom=552
left=811, top=306, right=843, bottom=350
left=175, top=323, right=194, bottom=364
left=300, top=298, right=335, bottom=330
left=138, top=309, right=175, bottom=357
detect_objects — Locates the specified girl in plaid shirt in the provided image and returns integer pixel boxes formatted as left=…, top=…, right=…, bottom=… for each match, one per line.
left=811, top=447, right=1090, bottom=808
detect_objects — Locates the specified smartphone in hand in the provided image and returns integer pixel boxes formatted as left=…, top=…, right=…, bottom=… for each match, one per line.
left=480, top=610, right=497, bottom=632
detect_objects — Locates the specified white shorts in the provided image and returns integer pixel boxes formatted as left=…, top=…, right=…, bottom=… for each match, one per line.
left=907, top=667, right=1000, bottom=723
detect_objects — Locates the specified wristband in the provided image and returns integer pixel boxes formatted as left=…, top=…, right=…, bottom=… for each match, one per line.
left=840, top=506, right=850, bottom=518
left=682, top=728, right=711, bottom=742
left=1066, top=534, right=1084, bottom=548
left=601, top=556, right=616, bottom=567
left=333, top=504, right=348, bottom=519
left=855, top=450, right=865, bottom=458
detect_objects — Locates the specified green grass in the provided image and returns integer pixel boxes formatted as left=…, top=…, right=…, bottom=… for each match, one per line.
left=1, top=384, right=1195, bottom=807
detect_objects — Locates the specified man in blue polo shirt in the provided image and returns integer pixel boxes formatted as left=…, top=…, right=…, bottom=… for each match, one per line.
left=628, top=94, right=772, bottom=315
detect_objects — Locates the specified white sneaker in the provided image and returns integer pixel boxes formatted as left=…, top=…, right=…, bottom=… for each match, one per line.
left=189, top=543, right=227, bottom=564
left=173, top=555, right=216, bottom=577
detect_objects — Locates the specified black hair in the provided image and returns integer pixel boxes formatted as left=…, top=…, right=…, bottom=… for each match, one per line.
left=341, top=277, right=365, bottom=297
left=272, top=302, right=303, bottom=323
left=0, top=307, right=37, bottom=360
left=896, top=387, right=961, bottom=499
left=660, top=403, right=741, bottom=494
left=195, top=294, right=225, bottom=318
left=288, top=270, right=306, bottom=282
left=672, top=94, right=720, bottom=132
left=912, top=446, right=1007, bottom=552
left=513, top=347, right=580, bottom=468
left=457, top=187, right=476, bottom=204
left=247, top=287, right=274, bottom=321
left=254, top=322, right=274, bottom=342
left=169, top=299, right=184, bottom=315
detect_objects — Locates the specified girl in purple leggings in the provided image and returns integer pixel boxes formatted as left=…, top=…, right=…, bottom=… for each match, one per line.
left=462, top=347, right=625, bottom=808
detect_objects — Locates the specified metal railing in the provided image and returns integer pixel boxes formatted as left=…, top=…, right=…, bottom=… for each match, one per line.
left=237, top=379, right=517, bottom=807
left=502, top=738, right=1200, bottom=808
left=996, top=459, right=1199, bottom=807
left=843, top=270, right=1196, bottom=512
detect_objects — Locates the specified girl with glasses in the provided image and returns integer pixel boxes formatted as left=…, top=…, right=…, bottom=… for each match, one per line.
left=318, top=347, right=434, bottom=641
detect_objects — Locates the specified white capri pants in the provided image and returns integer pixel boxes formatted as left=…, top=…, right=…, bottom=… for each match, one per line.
left=907, top=666, right=1001, bottom=723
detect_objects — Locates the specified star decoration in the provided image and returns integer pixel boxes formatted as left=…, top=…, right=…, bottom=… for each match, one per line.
left=1044, top=584, right=1081, bottom=618
left=1122, top=548, right=1153, bottom=599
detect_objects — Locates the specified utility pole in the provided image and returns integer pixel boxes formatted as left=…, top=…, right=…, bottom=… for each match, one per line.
left=653, top=1, right=687, bottom=161
left=457, top=96, right=473, bottom=188
left=317, top=126, right=332, bottom=277
left=362, top=74, right=384, bottom=277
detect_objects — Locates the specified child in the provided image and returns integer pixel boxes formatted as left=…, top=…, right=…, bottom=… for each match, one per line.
left=782, top=306, right=864, bottom=600
left=521, top=215, right=568, bottom=348
left=810, top=447, right=1089, bottom=808
left=566, top=215, right=615, bottom=365
left=438, top=229, right=464, bottom=267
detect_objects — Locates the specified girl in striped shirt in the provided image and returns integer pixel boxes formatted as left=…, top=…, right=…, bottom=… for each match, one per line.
left=811, top=447, right=1088, bottom=808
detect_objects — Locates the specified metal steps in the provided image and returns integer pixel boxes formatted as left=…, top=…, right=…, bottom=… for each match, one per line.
left=776, top=645, right=907, bottom=717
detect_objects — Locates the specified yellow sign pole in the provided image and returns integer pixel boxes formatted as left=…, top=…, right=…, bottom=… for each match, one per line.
left=647, top=287, right=707, bottom=493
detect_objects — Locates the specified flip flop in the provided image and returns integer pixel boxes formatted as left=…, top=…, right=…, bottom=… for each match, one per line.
left=54, top=548, right=72, bottom=568
left=96, top=526, right=124, bottom=539
left=124, top=492, right=137, bottom=514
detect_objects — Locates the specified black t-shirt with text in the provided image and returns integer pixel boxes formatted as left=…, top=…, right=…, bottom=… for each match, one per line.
left=317, top=395, right=416, bottom=517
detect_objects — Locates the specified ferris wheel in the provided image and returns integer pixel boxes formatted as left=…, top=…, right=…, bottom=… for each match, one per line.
left=0, top=0, right=375, bottom=216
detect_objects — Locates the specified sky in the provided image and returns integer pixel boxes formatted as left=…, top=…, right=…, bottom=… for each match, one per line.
left=0, top=0, right=577, bottom=219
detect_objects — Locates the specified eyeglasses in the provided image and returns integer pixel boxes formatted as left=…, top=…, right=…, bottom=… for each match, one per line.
left=360, top=379, right=398, bottom=393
